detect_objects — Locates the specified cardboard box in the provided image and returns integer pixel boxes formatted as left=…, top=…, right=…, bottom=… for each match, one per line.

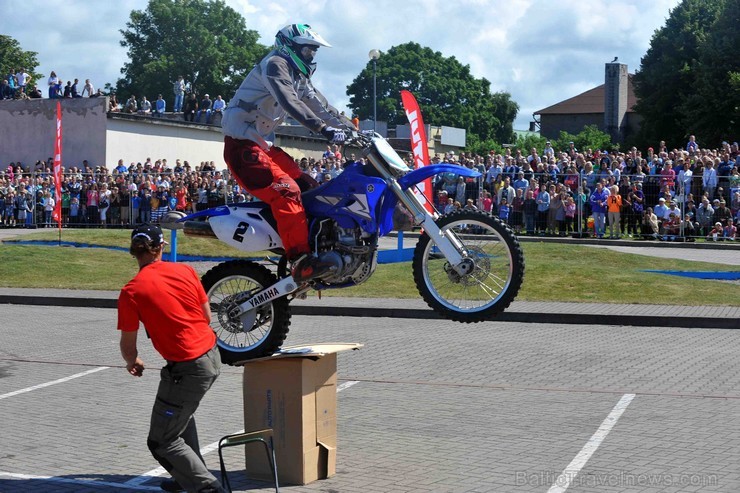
left=242, top=343, right=362, bottom=485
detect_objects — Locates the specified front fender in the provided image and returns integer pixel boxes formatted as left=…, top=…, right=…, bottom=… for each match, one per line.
left=398, top=164, right=480, bottom=190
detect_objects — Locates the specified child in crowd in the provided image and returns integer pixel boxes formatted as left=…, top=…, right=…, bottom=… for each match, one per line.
left=723, top=219, right=737, bottom=240
left=682, top=214, right=696, bottom=241
left=662, top=212, right=680, bottom=241
left=69, top=197, right=79, bottom=224
left=707, top=222, right=724, bottom=241
left=564, top=197, right=576, bottom=234
left=4, top=191, right=16, bottom=226
left=498, top=198, right=510, bottom=223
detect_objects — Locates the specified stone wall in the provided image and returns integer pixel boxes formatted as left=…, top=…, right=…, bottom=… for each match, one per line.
left=0, top=98, right=107, bottom=170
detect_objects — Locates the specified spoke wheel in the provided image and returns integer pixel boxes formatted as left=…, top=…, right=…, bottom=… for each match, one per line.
left=201, top=260, right=290, bottom=364
left=413, top=210, right=524, bottom=322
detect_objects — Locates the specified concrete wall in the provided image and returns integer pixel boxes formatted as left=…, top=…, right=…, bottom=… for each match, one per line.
left=2, top=98, right=458, bottom=172
left=106, top=116, right=225, bottom=167
left=0, top=98, right=107, bottom=170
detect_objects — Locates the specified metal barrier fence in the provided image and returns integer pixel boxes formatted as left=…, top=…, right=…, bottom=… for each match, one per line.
left=2, top=169, right=738, bottom=240
left=0, top=170, right=241, bottom=230
left=435, top=171, right=739, bottom=241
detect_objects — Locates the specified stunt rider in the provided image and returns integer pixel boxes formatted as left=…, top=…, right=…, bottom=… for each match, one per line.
left=221, top=23, right=352, bottom=282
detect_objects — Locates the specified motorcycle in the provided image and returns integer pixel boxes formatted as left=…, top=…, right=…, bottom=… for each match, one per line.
left=180, top=132, right=524, bottom=364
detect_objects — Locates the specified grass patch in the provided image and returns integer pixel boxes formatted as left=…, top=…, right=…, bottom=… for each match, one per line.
left=2, top=230, right=738, bottom=305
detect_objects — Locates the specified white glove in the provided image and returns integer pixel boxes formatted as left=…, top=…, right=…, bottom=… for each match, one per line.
left=321, top=126, right=346, bottom=144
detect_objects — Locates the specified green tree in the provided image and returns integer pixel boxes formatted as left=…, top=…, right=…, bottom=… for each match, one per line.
left=117, top=0, right=268, bottom=102
left=632, top=0, right=726, bottom=148
left=0, top=35, right=42, bottom=89
left=346, top=42, right=518, bottom=144
left=552, top=126, right=613, bottom=155
left=679, top=0, right=740, bottom=144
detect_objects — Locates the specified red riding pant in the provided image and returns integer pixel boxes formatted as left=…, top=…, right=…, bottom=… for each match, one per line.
left=223, top=136, right=308, bottom=259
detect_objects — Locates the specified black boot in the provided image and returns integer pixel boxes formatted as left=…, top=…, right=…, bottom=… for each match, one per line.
left=160, top=478, right=184, bottom=492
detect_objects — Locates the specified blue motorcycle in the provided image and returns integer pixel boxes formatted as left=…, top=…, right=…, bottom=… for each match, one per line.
left=181, top=133, right=524, bottom=364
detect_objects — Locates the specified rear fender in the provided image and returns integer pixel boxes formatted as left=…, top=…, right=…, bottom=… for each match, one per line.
left=181, top=204, right=283, bottom=252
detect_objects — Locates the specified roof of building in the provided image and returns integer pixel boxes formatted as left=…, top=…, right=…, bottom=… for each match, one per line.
left=535, top=75, right=637, bottom=115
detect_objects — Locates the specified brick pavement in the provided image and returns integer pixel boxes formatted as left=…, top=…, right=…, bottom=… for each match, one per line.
left=2, top=305, right=740, bottom=492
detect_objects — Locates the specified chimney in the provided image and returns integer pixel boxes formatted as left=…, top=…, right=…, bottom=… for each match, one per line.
left=604, top=61, right=628, bottom=143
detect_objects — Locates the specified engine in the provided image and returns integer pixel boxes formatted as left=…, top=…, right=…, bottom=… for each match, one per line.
left=310, top=219, right=377, bottom=285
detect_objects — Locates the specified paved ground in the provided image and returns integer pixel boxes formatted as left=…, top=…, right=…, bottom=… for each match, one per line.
left=1, top=305, right=739, bottom=492
left=2, top=228, right=739, bottom=492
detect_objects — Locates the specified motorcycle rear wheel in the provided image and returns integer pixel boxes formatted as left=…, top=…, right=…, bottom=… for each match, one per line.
left=412, top=210, right=524, bottom=322
left=201, top=260, right=290, bottom=364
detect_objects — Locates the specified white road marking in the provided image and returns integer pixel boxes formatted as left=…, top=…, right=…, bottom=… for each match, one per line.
left=126, top=379, right=361, bottom=486
left=547, top=393, right=636, bottom=493
left=337, top=380, right=360, bottom=392
left=0, top=471, right=160, bottom=491
left=0, top=366, right=109, bottom=400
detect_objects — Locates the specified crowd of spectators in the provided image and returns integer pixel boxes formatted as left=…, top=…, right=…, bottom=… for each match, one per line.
left=429, top=137, right=739, bottom=241
left=2, top=69, right=104, bottom=101
left=1, top=93, right=738, bottom=242
left=0, top=143, right=359, bottom=229
left=110, top=76, right=226, bottom=124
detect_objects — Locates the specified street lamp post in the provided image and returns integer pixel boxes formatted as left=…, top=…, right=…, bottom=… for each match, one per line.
left=369, top=49, right=380, bottom=133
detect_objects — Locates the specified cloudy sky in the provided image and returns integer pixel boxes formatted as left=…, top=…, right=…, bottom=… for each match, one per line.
left=3, top=0, right=681, bottom=130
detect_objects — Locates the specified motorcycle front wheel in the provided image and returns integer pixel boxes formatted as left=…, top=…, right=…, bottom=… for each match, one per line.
left=412, top=210, right=524, bottom=322
left=201, top=260, right=291, bottom=364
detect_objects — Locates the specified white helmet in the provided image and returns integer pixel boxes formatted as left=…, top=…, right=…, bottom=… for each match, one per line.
left=275, top=24, right=331, bottom=77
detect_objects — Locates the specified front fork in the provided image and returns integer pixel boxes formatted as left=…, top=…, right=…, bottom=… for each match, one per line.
left=387, top=179, right=468, bottom=272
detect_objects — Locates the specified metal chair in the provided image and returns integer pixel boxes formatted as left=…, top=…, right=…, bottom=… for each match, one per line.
left=218, top=428, right=279, bottom=493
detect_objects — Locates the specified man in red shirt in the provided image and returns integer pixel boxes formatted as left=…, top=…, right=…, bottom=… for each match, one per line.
left=118, top=223, right=224, bottom=493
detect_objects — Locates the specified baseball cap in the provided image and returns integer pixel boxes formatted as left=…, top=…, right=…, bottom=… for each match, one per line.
left=131, top=223, right=167, bottom=246
left=658, top=198, right=666, bottom=202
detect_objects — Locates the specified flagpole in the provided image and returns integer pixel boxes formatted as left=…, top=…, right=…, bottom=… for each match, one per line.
left=54, top=101, right=63, bottom=243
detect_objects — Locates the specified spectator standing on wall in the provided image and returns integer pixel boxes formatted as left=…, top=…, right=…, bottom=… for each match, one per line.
left=173, top=76, right=185, bottom=112
left=47, top=71, right=60, bottom=99
left=15, top=68, right=30, bottom=94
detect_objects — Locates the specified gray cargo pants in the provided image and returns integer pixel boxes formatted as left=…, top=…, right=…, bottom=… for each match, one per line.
left=147, top=344, right=222, bottom=493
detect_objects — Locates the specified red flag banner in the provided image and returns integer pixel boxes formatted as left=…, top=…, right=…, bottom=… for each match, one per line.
left=52, top=101, right=63, bottom=229
left=400, top=90, right=433, bottom=213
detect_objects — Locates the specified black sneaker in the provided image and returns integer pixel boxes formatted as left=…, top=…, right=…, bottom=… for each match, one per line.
left=198, top=484, right=227, bottom=493
left=291, top=254, right=337, bottom=283
left=160, top=478, right=184, bottom=492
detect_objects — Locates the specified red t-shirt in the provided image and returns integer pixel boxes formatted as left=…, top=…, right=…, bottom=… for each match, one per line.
left=117, top=262, right=216, bottom=362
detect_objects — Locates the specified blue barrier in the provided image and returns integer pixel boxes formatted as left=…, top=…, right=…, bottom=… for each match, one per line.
left=642, top=270, right=740, bottom=280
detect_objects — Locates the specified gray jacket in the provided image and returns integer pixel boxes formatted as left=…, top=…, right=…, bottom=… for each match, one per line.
left=221, top=51, right=351, bottom=149
left=696, top=204, right=714, bottom=226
